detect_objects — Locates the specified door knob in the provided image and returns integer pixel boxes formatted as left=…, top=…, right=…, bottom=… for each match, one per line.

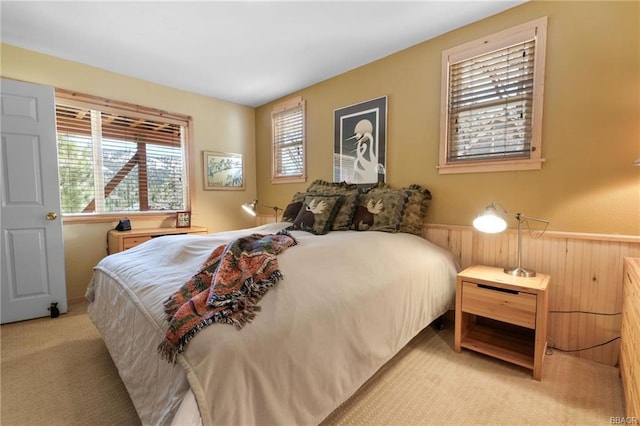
left=46, top=212, right=58, bottom=220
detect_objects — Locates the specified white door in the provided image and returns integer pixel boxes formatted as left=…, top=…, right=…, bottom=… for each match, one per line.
left=1, top=78, right=67, bottom=323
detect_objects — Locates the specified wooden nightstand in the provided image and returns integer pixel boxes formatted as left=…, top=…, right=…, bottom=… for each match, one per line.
left=107, top=226, right=208, bottom=254
left=454, top=265, right=550, bottom=380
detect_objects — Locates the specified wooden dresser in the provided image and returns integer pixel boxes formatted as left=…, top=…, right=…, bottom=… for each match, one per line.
left=621, top=257, right=640, bottom=418
left=107, top=226, right=208, bottom=254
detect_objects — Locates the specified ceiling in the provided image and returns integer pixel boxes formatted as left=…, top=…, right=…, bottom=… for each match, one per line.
left=1, top=1, right=525, bottom=107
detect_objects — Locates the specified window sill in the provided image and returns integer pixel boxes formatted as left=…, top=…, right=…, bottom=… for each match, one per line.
left=62, top=212, right=177, bottom=224
left=272, top=175, right=306, bottom=184
left=437, top=158, right=544, bottom=175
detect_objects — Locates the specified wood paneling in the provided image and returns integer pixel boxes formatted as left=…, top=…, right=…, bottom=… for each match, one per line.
left=425, top=223, right=640, bottom=366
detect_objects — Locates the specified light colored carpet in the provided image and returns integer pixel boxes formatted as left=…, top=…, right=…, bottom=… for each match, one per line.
left=1, top=303, right=140, bottom=426
left=1, top=303, right=625, bottom=426
left=323, top=324, right=625, bottom=425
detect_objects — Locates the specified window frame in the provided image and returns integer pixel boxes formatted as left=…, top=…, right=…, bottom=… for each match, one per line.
left=271, top=96, right=306, bottom=183
left=55, top=89, right=194, bottom=223
left=438, top=17, right=548, bottom=174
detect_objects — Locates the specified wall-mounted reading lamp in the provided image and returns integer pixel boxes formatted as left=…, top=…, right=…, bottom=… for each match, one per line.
left=242, top=200, right=282, bottom=222
left=473, top=202, right=549, bottom=277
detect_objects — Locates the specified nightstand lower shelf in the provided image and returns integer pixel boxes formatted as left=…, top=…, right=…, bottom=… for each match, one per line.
left=460, top=319, right=536, bottom=370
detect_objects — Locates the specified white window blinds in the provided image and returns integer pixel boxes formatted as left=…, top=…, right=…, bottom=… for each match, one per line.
left=447, top=40, right=535, bottom=162
left=55, top=92, right=189, bottom=215
left=439, top=17, right=547, bottom=174
left=272, top=97, right=305, bottom=182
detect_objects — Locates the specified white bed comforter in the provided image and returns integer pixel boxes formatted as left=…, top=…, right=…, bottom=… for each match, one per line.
left=86, top=223, right=458, bottom=425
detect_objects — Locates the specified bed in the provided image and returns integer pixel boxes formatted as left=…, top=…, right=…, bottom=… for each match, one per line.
left=86, top=183, right=459, bottom=425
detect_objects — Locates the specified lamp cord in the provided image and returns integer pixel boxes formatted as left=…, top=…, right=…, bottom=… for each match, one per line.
left=546, top=309, right=622, bottom=354
left=546, top=336, right=620, bottom=354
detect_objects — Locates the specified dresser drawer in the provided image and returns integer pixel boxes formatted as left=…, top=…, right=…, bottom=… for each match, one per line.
left=621, top=258, right=640, bottom=417
left=462, top=281, right=537, bottom=329
left=107, top=226, right=208, bottom=254
left=625, top=271, right=639, bottom=301
left=122, top=236, right=152, bottom=250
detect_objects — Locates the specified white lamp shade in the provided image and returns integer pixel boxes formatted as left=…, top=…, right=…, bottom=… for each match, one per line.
left=241, top=200, right=257, bottom=216
left=473, top=207, right=507, bottom=233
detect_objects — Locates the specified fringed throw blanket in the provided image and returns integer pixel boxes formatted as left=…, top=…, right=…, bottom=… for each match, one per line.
left=159, top=230, right=297, bottom=363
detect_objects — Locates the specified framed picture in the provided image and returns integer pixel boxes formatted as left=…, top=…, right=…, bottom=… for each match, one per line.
left=176, top=211, right=191, bottom=228
left=333, top=96, right=387, bottom=184
left=203, top=151, right=245, bottom=190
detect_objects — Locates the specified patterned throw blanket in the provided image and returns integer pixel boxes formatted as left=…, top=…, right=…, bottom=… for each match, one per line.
left=158, top=231, right=297, bottom=363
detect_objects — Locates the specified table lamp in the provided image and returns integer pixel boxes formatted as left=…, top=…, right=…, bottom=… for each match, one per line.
left=473, top=202, right=549, bottom=277
left=242, top=200, right=282, bottom=222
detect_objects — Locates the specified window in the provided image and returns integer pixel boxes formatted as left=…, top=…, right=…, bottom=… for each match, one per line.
left=439, top=17, right=547, bottom=174
left=55, top=90, right=191, bottom=218
left=272, top=96, right=306, bottom=183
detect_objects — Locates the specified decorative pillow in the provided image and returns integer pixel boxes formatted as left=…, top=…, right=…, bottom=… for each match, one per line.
left=357, top=181, right=390, bottom=194
left=281, top=192, right=309, bottom=222
left=303, top=181, right=359, bottom=230
left=288, top=194, right=344, bottom=235
left=330, top=191, right=358, bottom=231
left=351, top=189, right=407, bottom=233
left=306, top=179, right=358, bottom=195
left=281, top=202, right=303, bottom=222
left=282, top=192, right=309, bottom=222
left=398, top=184, right=432, bottom=235
left=290, top=191, right=308, bottom=202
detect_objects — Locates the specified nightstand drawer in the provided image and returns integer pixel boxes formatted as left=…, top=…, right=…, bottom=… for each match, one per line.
left=462, top=281, right=536, bottom=329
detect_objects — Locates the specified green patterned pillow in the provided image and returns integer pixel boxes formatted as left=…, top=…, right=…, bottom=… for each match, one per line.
left=399, top=185, right=432, bottom=235
left=302, top=181, right=358, bottom=230
left=358, top=181, right=390, bottom=193
left=330, top=191, right=357, bottom=231
left=351, top=190, right=407, bottom=232
left=288, top=194, right=344, bottom=235
left=306, top=179, right=359, bottom=195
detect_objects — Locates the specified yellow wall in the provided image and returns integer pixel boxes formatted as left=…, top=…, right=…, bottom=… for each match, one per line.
left=255, top=1, right=640, bottom=236
left=1, top=44, right=258, bottom=301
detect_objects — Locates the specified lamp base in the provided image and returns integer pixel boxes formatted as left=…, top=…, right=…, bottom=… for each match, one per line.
left=504, top=267, right=536, bottom=277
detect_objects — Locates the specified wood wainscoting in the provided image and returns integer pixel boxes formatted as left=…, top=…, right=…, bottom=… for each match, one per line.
left=424, top=223, right=640, bottom=367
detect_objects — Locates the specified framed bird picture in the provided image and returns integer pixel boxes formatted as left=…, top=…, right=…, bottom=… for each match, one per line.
left=203, top=151, right=245, bottom=190
left=333, top=96, right=387, bottom=184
